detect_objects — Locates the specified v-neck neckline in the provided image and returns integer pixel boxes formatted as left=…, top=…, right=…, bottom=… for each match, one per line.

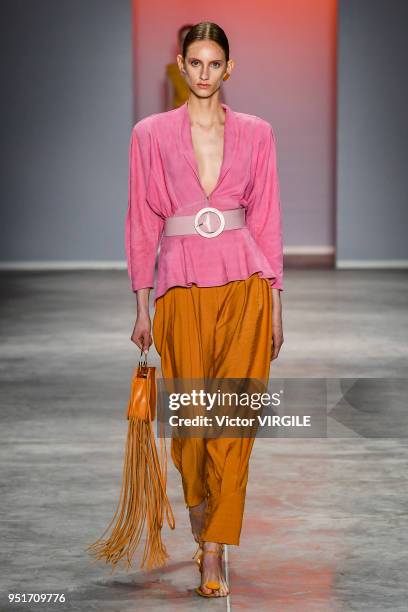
left=180, top=100, right=235, bottom=200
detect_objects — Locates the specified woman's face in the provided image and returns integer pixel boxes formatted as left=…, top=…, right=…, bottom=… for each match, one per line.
left=177, top=40, right=231, bottom=97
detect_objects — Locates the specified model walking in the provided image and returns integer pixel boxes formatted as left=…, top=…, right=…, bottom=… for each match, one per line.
left=125, top=21, right=284, bottom=598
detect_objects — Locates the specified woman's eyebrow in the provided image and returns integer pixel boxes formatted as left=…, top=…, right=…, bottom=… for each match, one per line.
left=188, top=57, right=224, bottom=62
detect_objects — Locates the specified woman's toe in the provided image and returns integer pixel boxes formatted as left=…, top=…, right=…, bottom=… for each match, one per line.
left=220, top=579, right=229, bottom=596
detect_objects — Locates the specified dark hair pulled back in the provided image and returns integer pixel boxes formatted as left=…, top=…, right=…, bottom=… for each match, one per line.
left=182, top=22, right=229, bottom=63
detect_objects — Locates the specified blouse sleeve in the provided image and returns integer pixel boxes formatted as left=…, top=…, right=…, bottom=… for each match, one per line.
left=245, top=122, right=283, bottom=291
left=125, top=124, right=164, bottom=292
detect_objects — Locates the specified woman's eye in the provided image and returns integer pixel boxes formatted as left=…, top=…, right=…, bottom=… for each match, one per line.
left=190, top=60, right=221, bottom=68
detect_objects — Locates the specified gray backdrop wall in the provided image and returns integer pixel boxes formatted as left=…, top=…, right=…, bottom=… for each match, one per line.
left=336, top=0, right=408, bottom=266
left=0, top=0, right=132, bottom=265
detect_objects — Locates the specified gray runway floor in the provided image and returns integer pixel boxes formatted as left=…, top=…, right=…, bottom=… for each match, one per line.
left=1, top=269, right=407, bottom=611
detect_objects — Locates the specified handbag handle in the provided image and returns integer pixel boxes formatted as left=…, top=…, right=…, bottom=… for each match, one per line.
left=138, top=346, right=148, bottom=368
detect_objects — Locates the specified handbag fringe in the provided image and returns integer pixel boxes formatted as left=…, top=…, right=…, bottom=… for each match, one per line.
left=86, top=371, right=175, bottom=572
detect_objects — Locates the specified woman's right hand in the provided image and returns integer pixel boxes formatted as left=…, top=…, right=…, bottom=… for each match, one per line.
left=130, top=311, right=152, bottom=353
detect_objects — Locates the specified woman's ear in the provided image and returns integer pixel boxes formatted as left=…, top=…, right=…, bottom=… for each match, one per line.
left=176, top=54, right=186, bottom=74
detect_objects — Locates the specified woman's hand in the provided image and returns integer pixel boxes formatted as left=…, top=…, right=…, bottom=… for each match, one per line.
left=271, top=288, right=284, bottom=361
left=130, top=288, right=152, bottom=353
left=130, top=311, right=152, bottom=353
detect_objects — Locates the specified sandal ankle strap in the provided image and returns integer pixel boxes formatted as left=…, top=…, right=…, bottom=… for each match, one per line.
left=202, top=546, right=223, bottom=558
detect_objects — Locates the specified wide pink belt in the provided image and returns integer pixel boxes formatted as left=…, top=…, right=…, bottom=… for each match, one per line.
left=163, top=206, right=246, bottom=238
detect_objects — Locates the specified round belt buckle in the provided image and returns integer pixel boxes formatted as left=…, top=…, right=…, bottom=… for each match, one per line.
left=194, top=207, right=225, bottom=238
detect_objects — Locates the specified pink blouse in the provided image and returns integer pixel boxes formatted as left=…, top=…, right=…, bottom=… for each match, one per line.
left=125, top=101, right=283, bottom=306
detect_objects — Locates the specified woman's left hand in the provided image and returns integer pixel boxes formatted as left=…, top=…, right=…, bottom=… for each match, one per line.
left=271, top=289, right=284, bottom=361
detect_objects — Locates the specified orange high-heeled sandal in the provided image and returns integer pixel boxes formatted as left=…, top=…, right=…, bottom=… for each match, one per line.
left=195, top=545, right=226, bottom=598
left=189, top=505, right=205, bottom=568
left=192, top=543, right=203, bottom=568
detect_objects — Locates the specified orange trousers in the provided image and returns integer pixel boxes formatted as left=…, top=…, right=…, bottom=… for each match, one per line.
left=152, top=272, right=273, bottom=545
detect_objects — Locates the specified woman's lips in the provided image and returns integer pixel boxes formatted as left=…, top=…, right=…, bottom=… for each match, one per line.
left=197, top=84, right=210, bottom=88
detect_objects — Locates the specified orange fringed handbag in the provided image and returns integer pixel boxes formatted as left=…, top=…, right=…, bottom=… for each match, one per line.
left=86, top=348, right=175, bottom=571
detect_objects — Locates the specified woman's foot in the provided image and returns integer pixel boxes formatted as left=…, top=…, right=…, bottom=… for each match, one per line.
left=188, top=499, right=207, bottom=545
left=198, top=542, right=229, bottom=597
